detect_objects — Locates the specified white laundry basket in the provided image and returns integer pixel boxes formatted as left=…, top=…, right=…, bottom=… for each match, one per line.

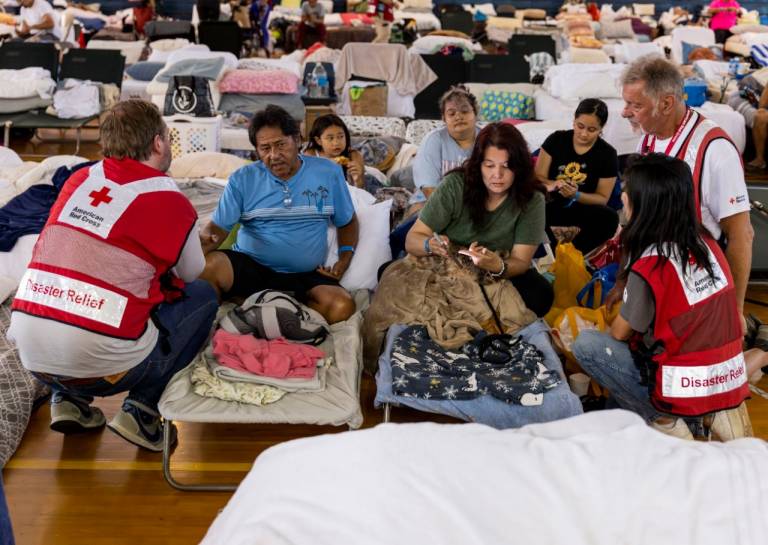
left=163, top=114, right=222, bottom=159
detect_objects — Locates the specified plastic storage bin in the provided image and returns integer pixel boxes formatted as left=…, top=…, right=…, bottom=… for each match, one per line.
left=163, top=114, right=222, bottom=159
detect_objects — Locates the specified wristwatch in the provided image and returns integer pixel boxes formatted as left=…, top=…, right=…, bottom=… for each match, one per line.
left=423, top=237, right=432, bottom=255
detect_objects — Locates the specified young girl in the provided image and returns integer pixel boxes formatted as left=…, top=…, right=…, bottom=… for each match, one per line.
left=572, top=153, right=753, bottom=441
left=305, top=114, right=367, bottom=190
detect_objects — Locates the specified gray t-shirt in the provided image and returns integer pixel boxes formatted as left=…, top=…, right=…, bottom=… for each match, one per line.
left=301, top=1, right=325, bottom=26
left=620, top=271, right=657, bottom=347
left=412, top=126, right=478, bottom=189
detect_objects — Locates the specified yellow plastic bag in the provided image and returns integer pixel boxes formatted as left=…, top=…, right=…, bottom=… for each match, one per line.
left=544, top=243, right=592, bottom=325
left=550, top=306, right=607, bottom=385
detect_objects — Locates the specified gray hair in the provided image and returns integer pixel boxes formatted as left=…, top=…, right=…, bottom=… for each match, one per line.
left=620, top=54, right=684, bottom=104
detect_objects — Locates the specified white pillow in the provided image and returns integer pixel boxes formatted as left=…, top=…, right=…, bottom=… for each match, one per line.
left=731, top=25, right=768, bottom=34
left=325, top=195, right=392, bottom=292
left=400, top=0, right=433, bottom=10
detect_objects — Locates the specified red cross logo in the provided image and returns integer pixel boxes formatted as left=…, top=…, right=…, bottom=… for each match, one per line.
left=88, top=186, right=113, bottom=207
left=729, top=197, right=736, bottom=205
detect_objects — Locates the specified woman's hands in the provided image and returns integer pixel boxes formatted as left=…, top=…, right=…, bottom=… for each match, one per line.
left=460, top=242, right=505, bottom=275
left=558, top=180, right=579, bottom=199
left=425, top=234, right=450, bottom=257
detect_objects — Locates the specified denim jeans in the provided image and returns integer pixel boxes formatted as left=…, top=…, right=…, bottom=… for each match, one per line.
left=0, top=474, right=13, bottom=545
left=33, top=280, right=218, bottom=412
left=572, top=330, right=661, bottom=423
left=375, top=320, right=583, bottom=429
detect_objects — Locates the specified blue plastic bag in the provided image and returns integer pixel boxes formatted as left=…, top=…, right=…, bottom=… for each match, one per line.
left=577, top=263, right=619, bottom=309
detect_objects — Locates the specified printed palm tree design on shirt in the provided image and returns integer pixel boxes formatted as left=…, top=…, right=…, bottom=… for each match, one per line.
left=315, top=186, right=329, bottom=213
left=301, top=186, right=330, bottom=211
left=556, top=161, right=588, bottom=185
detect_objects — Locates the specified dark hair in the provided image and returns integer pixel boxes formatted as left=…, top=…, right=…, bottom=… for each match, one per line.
left=305, top=114, right=351, bottom=157
left=460, top=123, right=539, bottom=226
left=248, top=105, right=299, bottom=146
left=439, top=84, right=479, bottom=116
left=574, top=98, right=608, bottom=127
left=620, top=153, right=715, bottom=282
left=101, top=100, right=165, bottom=161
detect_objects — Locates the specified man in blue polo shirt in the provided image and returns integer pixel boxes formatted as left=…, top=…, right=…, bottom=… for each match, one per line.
left=200, top=105, right=358, bottom=324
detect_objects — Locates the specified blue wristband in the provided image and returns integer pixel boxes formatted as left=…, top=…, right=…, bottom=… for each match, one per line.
left=423, top=237, right=432, bottom=255
left=564, top=191, right=581, bottom=208
left=339, top=245, right=355, bottom=254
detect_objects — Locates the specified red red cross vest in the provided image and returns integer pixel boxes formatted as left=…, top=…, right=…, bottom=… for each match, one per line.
left=641, top=109, right=739, bottom=225
left=631, top=237, right=748, bottom=416
left=12, top=160, right=197, bottom=340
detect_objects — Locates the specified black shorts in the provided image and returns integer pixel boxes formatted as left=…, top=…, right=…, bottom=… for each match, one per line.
left=220, top=250, right=340, bottom=302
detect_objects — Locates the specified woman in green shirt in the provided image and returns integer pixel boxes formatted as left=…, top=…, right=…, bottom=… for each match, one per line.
left=405, top=123, right=553, bottom=316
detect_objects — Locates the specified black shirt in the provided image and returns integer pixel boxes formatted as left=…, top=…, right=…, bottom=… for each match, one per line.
left=541, top=130, right=618, bottom=196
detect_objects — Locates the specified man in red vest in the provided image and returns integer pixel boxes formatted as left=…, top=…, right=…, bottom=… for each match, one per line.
left=619, top=55, right=753, bottom=332
left=8, top=101, right=218, bottom=452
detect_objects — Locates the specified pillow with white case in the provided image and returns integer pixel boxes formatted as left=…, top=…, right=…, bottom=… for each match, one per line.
left=325, top=186, right=392, bottom=292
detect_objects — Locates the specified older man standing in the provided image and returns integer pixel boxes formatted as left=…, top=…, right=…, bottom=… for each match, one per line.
left=200, top=105, right=358, bottom=324
left=620, top=55, right=753, bottom=323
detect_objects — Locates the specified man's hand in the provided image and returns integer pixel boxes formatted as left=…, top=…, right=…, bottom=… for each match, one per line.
left=316, top=252, right=352, bottom=280
left=199, top=221, right=229, bottom=255
left=17, top=20, right=30, bottom=36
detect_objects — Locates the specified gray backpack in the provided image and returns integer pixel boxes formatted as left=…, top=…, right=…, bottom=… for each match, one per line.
left=219, top=290, right=329, bottom=345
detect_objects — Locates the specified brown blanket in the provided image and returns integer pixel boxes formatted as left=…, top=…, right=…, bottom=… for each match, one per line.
left=362, top=254, right=536, bottom=372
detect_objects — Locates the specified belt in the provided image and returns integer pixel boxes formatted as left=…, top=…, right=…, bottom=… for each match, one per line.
left=33, top=369, right=129, bottom=386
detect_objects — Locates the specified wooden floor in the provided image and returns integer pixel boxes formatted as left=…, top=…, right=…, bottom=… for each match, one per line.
left=3, top=138, right=768, bottom=545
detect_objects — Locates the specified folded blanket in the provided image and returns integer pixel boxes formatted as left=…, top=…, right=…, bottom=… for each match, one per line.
left=191, top=354, right=287, bottom=406
left=0, top=68, right=55, bottom=99
left=204, top=345, right=328, bottom=393
left=363, top=253, right=536, bottom=371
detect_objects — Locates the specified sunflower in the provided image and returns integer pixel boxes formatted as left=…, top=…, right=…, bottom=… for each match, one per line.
left=563, top=162, right=581, bottom=177
left=572, top=172, right=587, bottom=184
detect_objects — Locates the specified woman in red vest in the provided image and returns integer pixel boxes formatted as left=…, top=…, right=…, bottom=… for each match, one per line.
left=573, top=153, right=758, bottom=441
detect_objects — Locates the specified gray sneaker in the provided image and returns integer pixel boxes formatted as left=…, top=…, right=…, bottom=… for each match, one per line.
left=49, top=394, right=106, bottom=434
left=106, top=400, right=176, bottom=452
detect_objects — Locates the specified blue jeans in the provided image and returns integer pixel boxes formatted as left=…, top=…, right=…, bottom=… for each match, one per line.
left=33, top=280, right=218, bottom=412
left=375, top=320, right=583, bottom=428
left=0, top=475, right=13, bottom=545
left=572, top=330, right=661, bottom=422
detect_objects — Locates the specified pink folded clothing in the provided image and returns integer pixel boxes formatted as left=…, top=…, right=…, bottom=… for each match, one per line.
left=212, top=330, right=324, bottom=379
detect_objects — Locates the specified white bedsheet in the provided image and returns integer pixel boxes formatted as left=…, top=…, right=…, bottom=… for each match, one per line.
left=534, top=90, right=746, bottom=155
left=394, top=9, right=440, bottom=31
left=201, top=410, right=768, bottom=545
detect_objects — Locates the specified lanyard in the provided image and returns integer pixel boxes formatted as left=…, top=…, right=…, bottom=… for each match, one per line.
left=643, top=108, right=693, bottom=156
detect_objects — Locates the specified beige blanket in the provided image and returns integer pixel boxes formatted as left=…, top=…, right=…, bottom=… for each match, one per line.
left=362, top=254, right=536, bottom=372
left=334, top=43, right=437, bottom=96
